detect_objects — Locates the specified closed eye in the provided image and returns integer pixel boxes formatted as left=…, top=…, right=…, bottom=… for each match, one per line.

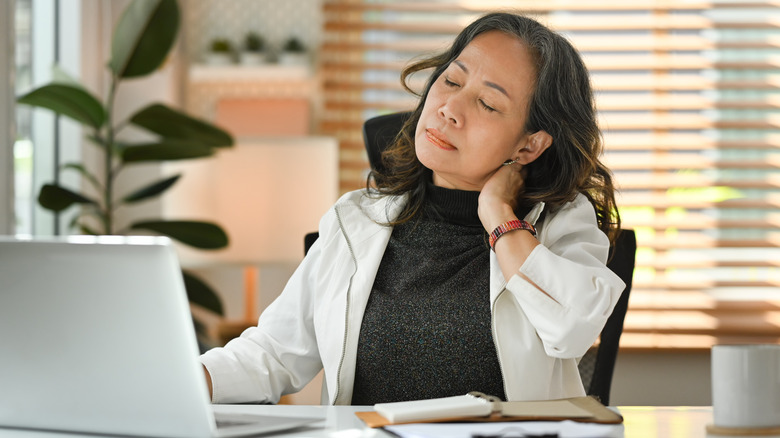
left=443, top=77, right=460, bottom=88
left=480, top=100, right=497, bottom=112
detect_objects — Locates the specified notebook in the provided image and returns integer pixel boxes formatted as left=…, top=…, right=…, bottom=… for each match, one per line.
left=359, top=392, right=623, bottom=427
left=0, top=236, right=319, bottom=438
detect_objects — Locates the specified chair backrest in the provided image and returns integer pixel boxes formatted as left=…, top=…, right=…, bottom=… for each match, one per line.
left=361, top=111, right=412, bottom=175
left=307, top=113, right=637, bottom=405
left=304, top=231, right=319, bottom=256
left=304, top=112, right=411, bottom=255
left=581, top=229, right=636, bottom=405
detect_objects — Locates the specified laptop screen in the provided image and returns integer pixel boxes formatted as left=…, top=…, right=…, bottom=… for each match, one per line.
left=0, top=236, right=217, bottom=437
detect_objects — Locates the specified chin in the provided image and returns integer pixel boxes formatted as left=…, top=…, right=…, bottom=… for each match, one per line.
left=415, top=144, right=439, bottom=171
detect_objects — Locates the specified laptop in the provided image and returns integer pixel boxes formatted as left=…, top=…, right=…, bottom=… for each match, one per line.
left=0, top=236, right=319, bottom=438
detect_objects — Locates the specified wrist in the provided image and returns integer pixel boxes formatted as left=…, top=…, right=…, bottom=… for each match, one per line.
left=479, top=202, right=517, bottom=232
left=488, top=219, right=537, bottom=251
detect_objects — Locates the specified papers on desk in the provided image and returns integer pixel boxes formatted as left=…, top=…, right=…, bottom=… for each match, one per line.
left=357, top=394, right=624, bottom=438
left=385, top=420, right=624, bottom=438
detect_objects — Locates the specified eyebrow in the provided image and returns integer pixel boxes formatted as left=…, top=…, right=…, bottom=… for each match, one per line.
left=453, top=60, right=511, bottom=98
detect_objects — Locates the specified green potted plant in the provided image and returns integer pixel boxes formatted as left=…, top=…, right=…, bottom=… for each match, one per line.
left=240, top=32, right=268, bottom=65
left=206, top=38, right=234, bottom=65
left=279, top=36, right=308, bottom=66
left=16, top=0, right=231, bottom=349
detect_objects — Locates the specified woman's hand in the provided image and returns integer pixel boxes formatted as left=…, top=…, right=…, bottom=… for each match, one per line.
left=204, top=365, right=213, bottom=400
left=478, top=162, right=526, bottom=232
left=479, top=163, right=549, bottom=296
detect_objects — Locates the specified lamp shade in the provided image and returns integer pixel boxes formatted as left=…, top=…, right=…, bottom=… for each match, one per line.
left=164, top=136, right=339, bottom=265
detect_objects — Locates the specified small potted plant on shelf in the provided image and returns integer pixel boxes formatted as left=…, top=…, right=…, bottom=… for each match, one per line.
left=278, top=36, right=308, bottom=66
left=205, top=38, right=234, bottom=65
left=240, top=32, right=268, bottom=65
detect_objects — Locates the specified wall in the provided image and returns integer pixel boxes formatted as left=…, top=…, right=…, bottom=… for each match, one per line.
left=77, top=1, right=326, bottom=234
left=183, top=0, right=323, bottom=64
left=612, top=351, right=711, bottom=406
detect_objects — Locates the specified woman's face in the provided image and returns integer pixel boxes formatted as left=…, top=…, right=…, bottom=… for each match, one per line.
left=415, top=30, right=537, bottom=191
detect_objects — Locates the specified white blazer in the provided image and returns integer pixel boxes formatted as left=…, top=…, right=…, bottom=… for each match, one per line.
left=200, top=189, right=625, bottom=405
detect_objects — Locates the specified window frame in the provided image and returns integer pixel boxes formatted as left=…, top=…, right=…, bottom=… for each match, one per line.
left=1, top=0, right=15, bottom=235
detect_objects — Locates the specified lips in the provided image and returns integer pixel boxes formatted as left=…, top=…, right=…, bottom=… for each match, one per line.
left=425, top=128, right=456, bottom=150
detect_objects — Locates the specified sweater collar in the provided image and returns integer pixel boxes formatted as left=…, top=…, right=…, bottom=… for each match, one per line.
left=424, top=182, right=482, bottom=227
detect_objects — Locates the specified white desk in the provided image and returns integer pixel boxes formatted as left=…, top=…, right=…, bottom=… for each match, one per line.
left=0, top=405, right=761, bottom=438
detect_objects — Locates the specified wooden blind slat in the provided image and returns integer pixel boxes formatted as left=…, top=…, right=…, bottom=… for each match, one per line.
left=616, top=176, right=780, bottom=190
left=323, top=39, right=780, bottom=54
left=604, top=134, right=780, bottom=151
left=321, top=76, right=780, bottom=93
left=639, top=259, right=780, bottom=269
left=606, top=156, right=780, bottom=170
left=324, top=17, right=780, bottom=33
left=324, top=93, right=780, bottom=111
left=321, top=57, right=780, bottom=72
left=323, top=1, right=780, bottom=13
left=619, top=195, right=780, bottom=209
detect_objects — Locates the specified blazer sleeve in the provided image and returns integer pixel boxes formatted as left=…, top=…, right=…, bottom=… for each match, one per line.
left=199, top=210, right=339, bottom=404
left=505, top=194, right=626, bottom=358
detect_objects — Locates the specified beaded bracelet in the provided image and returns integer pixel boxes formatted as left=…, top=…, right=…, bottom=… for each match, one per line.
left=488, top=219, right=537, bottom=251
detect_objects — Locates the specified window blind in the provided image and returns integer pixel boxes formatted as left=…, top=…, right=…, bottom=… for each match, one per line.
left=318, top=0, right=780, bottom=349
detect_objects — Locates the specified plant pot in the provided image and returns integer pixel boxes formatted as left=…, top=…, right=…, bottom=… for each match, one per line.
left=204, top=52, right=234, bottom=65
left=278, top=52, right=308, bottom=66
left=239, top=51, right=269, bottom=66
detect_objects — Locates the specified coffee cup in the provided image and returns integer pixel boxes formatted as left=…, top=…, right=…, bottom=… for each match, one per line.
left=711, top=344, right=780, bottom=429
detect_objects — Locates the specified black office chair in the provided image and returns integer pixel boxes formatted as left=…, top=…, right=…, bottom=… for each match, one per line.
left=361, top=111, right=412, bottom=175
left=303, top=112, right=411, bottom=255
left=306, top=113, right=636, bottom=405
left=303, top=232, right=319, bottom=256
left=577, top=229, right=636, bottom=406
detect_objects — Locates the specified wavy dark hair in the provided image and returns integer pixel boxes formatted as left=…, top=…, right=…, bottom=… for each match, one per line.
left=368, top=12, right=620, bottom=241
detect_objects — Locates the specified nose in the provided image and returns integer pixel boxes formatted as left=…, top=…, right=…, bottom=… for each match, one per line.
left=438, top=100, right=461, bottom=127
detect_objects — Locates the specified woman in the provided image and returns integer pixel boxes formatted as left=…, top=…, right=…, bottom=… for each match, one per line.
left=201, top=12, right=625, bottom=405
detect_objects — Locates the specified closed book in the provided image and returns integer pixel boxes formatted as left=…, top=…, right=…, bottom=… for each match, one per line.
left=375, top=393, right=494, bottom=423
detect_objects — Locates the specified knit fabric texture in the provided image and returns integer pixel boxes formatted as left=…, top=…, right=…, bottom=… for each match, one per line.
left=351, top=184, right=507, bottom=405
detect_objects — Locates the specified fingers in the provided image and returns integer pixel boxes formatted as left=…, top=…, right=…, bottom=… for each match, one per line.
left=482, top=162, right=525, bottom=206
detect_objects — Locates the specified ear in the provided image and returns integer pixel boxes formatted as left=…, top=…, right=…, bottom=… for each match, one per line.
left=515, top=130, right=553, bottom=165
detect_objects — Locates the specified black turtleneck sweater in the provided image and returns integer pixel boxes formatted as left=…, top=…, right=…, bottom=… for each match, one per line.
left=350, top=184, right=507, bottom=405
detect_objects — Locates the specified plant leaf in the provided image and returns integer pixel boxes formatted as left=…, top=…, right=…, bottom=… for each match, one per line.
left=109, top=0, right=180, bottom=78
left=51, top=65, right=85, bottom=88
left=121, top=141, right=215, bottom=163
left=17, top=84, right=106, bottom=129
left=62, top=163, right=101, bottom=191
left=74, top=221, right=102, bottom=236
left=38, top=184, right=98, bottom=212
left=123, top=174, right=181, bottom=203
left=130, top=103, right=233, bottom=147
left=182, top=270, right=224, bottom=316
left=129, top=220, right=229, bottom=249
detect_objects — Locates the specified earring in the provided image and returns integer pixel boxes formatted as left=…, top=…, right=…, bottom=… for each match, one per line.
left=502, top=159, right=517, bottom=166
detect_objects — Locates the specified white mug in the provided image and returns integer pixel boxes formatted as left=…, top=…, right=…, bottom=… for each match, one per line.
left=711, top=344, right=780, bottom=428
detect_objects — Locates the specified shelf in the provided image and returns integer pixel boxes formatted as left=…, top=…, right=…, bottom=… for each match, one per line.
left=189, top=63, right=313, bottom=83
